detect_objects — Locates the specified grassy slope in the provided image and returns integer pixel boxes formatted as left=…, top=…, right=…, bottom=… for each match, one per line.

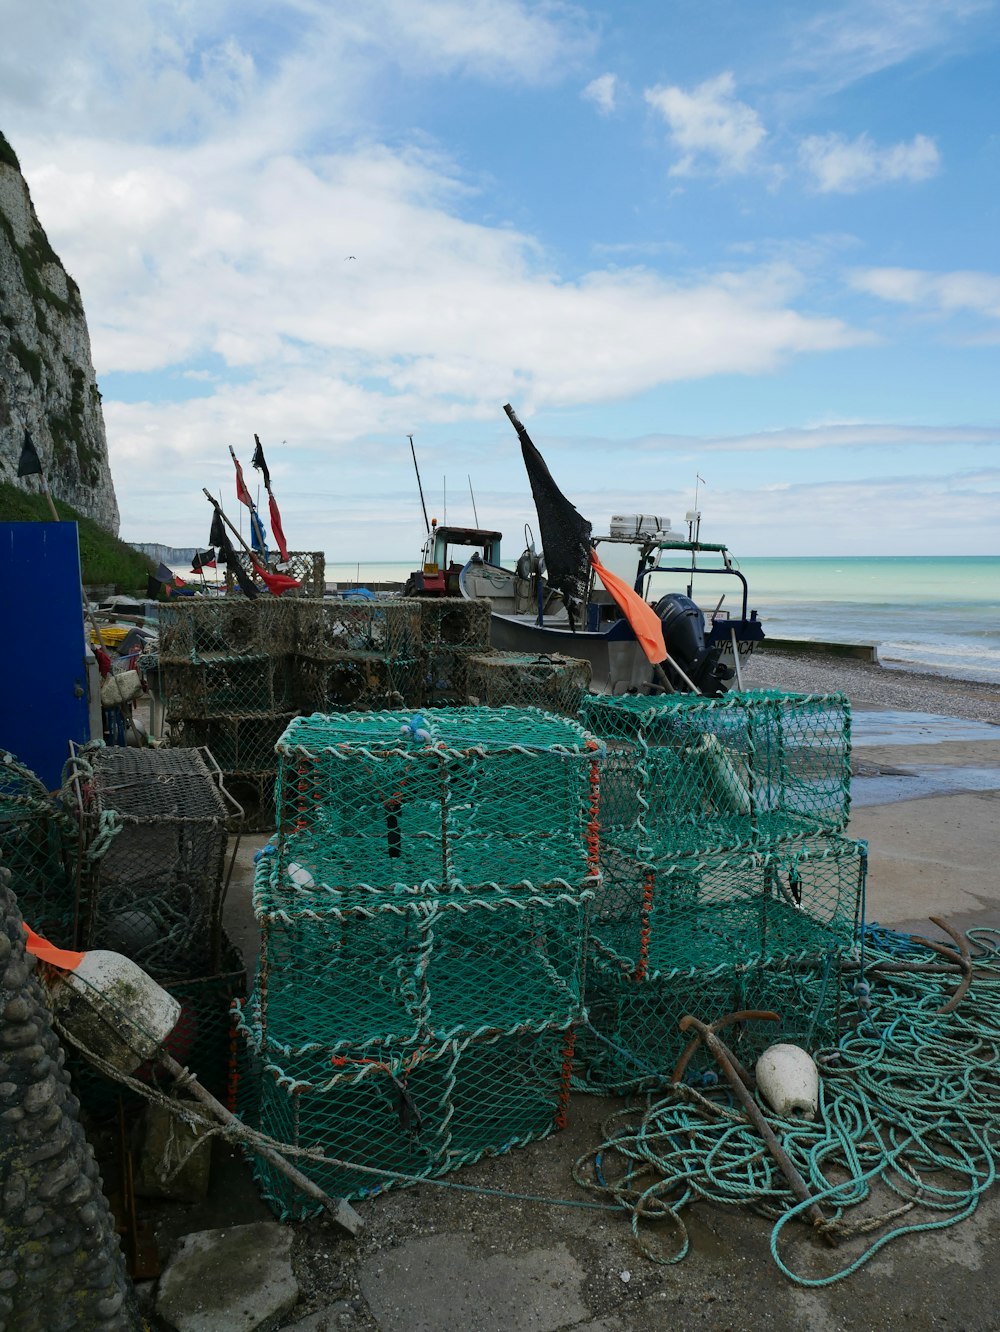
left=0, top=482, right=154, bottom=589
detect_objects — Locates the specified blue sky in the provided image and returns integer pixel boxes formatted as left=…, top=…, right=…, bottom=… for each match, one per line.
left=1, top=0, right=998, bottom=557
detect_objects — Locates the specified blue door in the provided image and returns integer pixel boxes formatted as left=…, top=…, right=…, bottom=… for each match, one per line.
left=0, top=521, right=91, bottom=789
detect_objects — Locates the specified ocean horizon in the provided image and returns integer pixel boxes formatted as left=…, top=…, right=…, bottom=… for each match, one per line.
left=318, top=554, right=1000, bottom=685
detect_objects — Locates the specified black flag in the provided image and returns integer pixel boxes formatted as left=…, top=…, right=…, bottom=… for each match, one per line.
left=215, top=525, right=259, bottom=599
left=192, top=548, right=217, bottom=571
left=503, top=404, right=592, bottom=620
left=17, top=431, right=43, bottom=478
left=251, top=433, right=271, bottom=490
left=209, top=510, right=227, bottom=561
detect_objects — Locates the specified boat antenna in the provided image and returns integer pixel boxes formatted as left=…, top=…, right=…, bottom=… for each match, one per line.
left=468, top=474, right=480, bottom=527
left=443, top=476, right=447, bottom=527
left=408, top=434, right=430, bottom=534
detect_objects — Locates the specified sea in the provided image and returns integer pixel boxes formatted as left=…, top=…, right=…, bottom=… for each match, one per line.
left=324, top=555, right=1000, bottom=685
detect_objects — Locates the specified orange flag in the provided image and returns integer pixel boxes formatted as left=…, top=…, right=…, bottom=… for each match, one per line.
left=23, top=923, right=85, bottom=971
left=590, top=549, right=667, bottom=665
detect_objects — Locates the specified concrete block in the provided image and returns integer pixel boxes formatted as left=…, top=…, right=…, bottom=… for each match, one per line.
left=156, top=1221, right=299, bottom=1332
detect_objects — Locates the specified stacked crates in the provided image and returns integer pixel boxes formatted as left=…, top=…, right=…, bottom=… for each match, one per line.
left=160, top=599, right=299, bottom=831
left=237, top=707, right=601, bottom=1215
left=161, top=597, right=495, bottom=828
left=577, top=690, right=863, bottom=1087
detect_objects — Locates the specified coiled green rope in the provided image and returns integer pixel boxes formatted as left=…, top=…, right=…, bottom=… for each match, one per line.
left=574, top=924, right=1000, bottom=1285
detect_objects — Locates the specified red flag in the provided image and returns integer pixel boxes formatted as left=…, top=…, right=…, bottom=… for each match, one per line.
left=251, top=556, right=301, bottom=597
left=268, top=492, right=289, bottom=562
left=174, top=575, right=186, bottom=587
left=590, top=549, right=667, bottom=665
left=233, top=453, right=254, bottom=509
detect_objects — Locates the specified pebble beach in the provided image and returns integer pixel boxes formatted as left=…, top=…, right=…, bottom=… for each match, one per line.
left=746, top=647, right=1000, bottom=724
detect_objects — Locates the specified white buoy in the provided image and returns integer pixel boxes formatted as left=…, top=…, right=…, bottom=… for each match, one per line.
left=46, top=949, right=181, bottom=1074
left=754, top=1043, right=820, bottom=1120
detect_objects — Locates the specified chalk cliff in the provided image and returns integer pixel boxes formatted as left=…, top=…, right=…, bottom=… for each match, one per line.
left=0, top=131, right=119, bottom=532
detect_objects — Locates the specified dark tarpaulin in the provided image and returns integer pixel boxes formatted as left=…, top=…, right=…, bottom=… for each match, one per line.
left=504, top=404, right=591, bottom=620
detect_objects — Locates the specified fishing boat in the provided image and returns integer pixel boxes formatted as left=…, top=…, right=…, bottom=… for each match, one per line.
left=457, top=406, right=764, bottom=696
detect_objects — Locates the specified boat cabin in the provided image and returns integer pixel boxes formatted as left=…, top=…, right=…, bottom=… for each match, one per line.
left=407, top=521, right=504, bottom=596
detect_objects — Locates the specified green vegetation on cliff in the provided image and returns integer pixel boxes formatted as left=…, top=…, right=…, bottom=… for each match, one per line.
left=0, top=482, right=153, bottom=589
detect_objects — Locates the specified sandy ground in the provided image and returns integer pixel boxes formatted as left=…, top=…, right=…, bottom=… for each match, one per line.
left=146, top=661, right=1000, bottom=1331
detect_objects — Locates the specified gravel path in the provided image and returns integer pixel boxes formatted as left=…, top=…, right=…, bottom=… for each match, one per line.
left=742, top=648, right=1000, bottom=725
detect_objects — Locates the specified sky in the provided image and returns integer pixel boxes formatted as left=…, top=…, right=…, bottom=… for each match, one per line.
left=1, top=0, right=998, bottom=560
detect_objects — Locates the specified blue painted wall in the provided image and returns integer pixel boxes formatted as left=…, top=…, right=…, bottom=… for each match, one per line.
left=0, top=522, right=91, bottom=789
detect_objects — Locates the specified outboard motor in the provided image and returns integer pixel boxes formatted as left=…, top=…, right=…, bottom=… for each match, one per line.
left=654, top=593, right=734, bottom=696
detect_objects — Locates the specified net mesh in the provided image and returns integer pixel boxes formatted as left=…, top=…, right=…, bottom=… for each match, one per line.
left=252, top=859, right=589, bottom=1057
left=465, top=653, right=592, bottom=716
left=272, top=708, right=600, bottom=892
left=0, top=751, right=78, bottom=944
left=579, top=690, right=851, bottom=860
left=236, top=705, right=597, bottom=1214
left=159, top=598, right=299, bottom=661
left=67, top=934, right=246, bottom=1122
left=222, top=550, right=326, bottom=598
left=162, top=655, right=294, bottom=719
left=577, top=954, right=845, bottom=1091
left=78, top=747, right=230, bottom=980
left=590, top=836, right=866, bottom=980
left=235, top=1020, right=576, bottom=1215
left=295, top=598, right=422, bottom=659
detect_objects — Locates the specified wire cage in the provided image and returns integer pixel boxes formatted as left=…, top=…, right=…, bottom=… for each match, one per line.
left=158, top=598, right=300, bottom=661
left=292, top=654, right=419, bottom=714
left=251, top=855, right=590, bottom=1058
left=77, top=746, right=235, bottom=980
left=0, top=750, right=79, bottom=944
left=167, top=714, right=296, bottom=774
left=465, top=652, right=592, bottom=716
left=589, top=835, right=867, bottom=982
left=162, top=654, right=295, bottom=720
left=294, top=598, right=422, bottom=660
left=579, top=690, right=852, bottom=860
left=235, top=1017, right=577, bottom=1215
left=272, top=707, right=602, bottom=894
left=578, top=951, right=847, bottom=1091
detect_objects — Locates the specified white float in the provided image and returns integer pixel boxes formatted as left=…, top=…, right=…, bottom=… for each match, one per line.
left=754, top=1043, right=820, bottom=1120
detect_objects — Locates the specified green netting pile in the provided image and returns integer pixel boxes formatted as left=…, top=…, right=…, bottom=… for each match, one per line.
left=0, top=750, right=78, bottom=944
left=465, top=652, right=592, bottom=716
left=576, top=691, right=864, bottom=1091
left=236, top=706, right=601, bottom=1215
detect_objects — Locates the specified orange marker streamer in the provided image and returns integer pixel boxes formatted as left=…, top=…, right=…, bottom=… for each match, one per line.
left=22, top=923, right=85, bottom=971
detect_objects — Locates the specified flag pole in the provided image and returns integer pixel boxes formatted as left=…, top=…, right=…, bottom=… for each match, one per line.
left=203, top=488, right=255, bottom=557
left=228, top=445, right=267, bottom=557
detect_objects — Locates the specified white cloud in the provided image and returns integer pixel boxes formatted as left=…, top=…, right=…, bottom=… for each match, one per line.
left=852, top=267, right=1000, bottom=320
left=787, top=0, right=992, bottom=94
left=23, top=138, right=862, bottom=401
left=800, top=131, right=940, bottom=192
left=645, top=72, right=766, bottom=176
left=652, top=423, right=999, bottom=452
left=582, top=72, right=617, bottom=114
